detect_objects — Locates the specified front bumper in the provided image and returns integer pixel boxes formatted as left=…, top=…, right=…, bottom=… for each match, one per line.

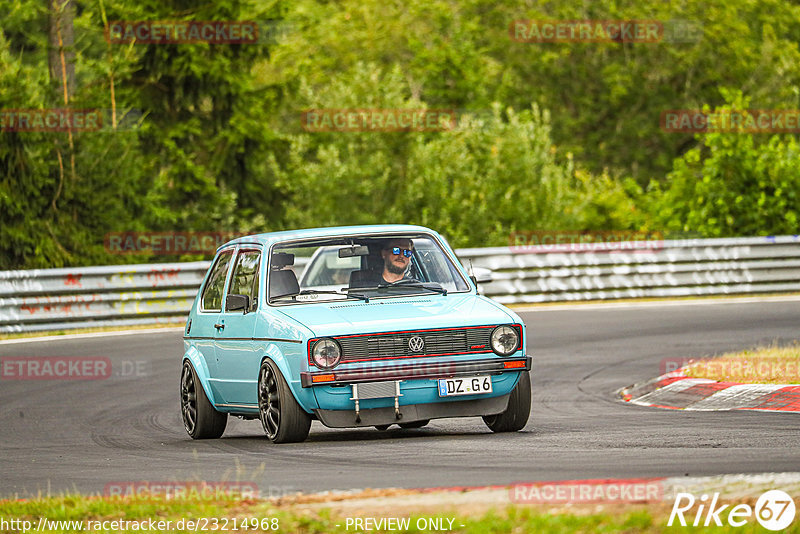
left=314, top=393, right=511, bottom=428
left=300, top=355, right=531, bottom=387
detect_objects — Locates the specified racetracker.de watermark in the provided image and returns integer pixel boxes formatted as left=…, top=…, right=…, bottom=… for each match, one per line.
left=0, top=357, right=149, bottom=380
left=323, top=362, right=459, bottom=381
left=103, top=481, right=260, bottom=499
left=510, top=20, right=662, bottom=43
left=104, top=231, right=241, bottom=255
left=661, top=109, right=800, bottom=133
left=0, top=109, right=142, bottom=132
left=301, top=109, right=456, bottom=132
left=511, top=478, right=664, bottom=503
left=106, top=20, right=291, bottom=44
left=661, top=357, right=800, bottom=381
left=509, top=230, right=664, bottom=254
left=509, top=19, right=701, bottom=43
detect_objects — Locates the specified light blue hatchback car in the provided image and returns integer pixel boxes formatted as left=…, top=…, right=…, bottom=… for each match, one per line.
left=181, top=225, right=531, bottom=443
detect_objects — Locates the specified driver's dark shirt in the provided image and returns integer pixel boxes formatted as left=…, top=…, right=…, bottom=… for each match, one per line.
left=349, top=269, right=415, bottom=289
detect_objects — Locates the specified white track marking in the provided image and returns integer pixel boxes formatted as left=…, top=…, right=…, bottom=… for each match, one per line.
left=516, top=294, right=800, bottom=312
left=0, top=327, right=184, bottom=345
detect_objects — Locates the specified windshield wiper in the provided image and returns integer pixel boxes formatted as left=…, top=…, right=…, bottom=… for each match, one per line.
left=350, top=280, right=448, bottom=295
left=387, top=280, right=448, bottom=295
left=270, top=289, right=370, bottom=303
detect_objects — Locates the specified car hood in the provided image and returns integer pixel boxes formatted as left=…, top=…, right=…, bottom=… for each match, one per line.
left=274, top=294, right=516, bottom=338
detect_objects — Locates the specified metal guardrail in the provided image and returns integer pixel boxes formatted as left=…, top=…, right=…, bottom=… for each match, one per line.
left=0, top=262, right=209, bottom=333
left=1, top=236, right=798, bottom=333
left=459, top=235, right=800, bottom=304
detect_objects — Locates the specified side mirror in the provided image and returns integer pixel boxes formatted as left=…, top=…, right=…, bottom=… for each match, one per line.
left=226, top=294, right=250, bottom=313
left=469, top=267, right=493, bottom=286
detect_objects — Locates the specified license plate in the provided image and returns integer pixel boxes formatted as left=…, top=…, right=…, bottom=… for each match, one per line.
left=437, top=375, right=493, bottom=397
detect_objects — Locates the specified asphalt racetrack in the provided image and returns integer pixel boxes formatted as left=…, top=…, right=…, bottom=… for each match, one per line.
left=1, top=298, right=799, bottom=497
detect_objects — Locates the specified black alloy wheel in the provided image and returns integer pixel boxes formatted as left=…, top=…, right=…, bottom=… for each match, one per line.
left=181, top=361, right=227, bottom=439
left=258, top=360, right=311, bottom=443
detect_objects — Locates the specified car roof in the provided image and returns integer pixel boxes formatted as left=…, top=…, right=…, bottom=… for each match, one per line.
left=220, top=224, right=439, bottom=250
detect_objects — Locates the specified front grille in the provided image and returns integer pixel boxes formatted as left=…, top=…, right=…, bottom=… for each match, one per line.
left=336, top=326, right=494, bottom=362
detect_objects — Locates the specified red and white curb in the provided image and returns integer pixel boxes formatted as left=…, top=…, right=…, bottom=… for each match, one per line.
left=620, top=369, right=800, bottom=412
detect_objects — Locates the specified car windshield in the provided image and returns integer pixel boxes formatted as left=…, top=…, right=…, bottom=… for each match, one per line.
left=269, top=234, right=470, bottom=304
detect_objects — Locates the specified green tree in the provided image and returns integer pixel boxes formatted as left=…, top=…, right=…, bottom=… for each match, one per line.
left=0, top=0, right=288, bottom=268
left=647, top=92, right=800, bottom=237
left=105, top=0, right=287, bottom=234
left=268, top=64, right=642, bottom=248
left=266, top=0, right=800, bottom=183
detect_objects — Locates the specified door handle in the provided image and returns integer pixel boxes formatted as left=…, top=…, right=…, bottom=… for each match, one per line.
left=214, top=323, right=225, bottom=329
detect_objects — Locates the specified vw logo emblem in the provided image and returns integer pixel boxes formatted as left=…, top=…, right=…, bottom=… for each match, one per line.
left=408, top=336, right=425, bottom=352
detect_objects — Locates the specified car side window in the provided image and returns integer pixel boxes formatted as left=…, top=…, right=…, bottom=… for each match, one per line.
left=229, top=250, right=261, bottom=312
left=201, top=249, right=234, bottom=312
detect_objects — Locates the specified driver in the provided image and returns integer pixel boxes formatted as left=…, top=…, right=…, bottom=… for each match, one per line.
left=349, top=238, right=416, bottom=288
left=379, top=238, right=415, bottom=284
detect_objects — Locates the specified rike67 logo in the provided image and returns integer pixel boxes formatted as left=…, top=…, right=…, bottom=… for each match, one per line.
left=668, top=490, right=796, bottom=530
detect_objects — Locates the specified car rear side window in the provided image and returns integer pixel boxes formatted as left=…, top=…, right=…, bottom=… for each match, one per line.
left=201, top=249, right=233, bottom=312
left=229, top=250, right=261, bottom=311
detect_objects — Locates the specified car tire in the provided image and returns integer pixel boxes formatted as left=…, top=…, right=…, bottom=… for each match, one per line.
left=483, top=371, right=531, bottom=433
left=258, top=359, right=311, bottom=444
left=181, top=361, right=227, bottom=439
left=374, top=424, right=392, bottom=431
left=398, top=420, right=429, bottom=429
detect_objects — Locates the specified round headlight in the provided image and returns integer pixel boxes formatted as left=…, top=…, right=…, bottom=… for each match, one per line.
left=312, top=338, right=342, bottom=369
left=491, top=325, right=519, bottom=356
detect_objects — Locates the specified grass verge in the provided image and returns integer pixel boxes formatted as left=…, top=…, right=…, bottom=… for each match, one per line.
left=0, top=494, right=796, bottom=533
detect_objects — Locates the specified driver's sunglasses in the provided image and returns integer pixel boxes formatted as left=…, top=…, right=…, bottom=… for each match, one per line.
left=391, top=247, right=413, bottom=257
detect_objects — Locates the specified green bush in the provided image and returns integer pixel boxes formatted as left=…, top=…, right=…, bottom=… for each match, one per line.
left=648, top=91, right=800, bottom=237
left=268, top=64, right=642, bottom=248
